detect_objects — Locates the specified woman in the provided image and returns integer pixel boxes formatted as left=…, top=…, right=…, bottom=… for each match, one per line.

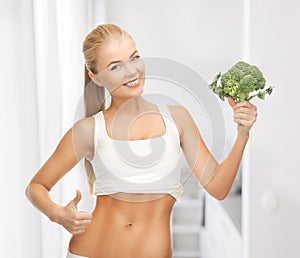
left=25, top=24, right=257, bottom=258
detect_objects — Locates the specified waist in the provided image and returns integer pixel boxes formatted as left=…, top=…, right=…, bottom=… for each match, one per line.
left=69, top=194, right=174, bottom=257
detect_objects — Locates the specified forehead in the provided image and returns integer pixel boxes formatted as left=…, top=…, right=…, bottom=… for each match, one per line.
left=97, top=36, right=137, bottom=68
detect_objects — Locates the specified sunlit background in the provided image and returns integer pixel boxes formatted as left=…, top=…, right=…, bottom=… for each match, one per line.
left=1, top=0, right=299, bottom=258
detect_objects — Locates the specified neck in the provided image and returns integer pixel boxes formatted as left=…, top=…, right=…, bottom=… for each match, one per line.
left=108, top=96, right=152, bottom=116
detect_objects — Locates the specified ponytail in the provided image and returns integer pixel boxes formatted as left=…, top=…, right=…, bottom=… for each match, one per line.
left=82, top=24, right=131, bottom=194
left=83, top=65, right=106, bottom=194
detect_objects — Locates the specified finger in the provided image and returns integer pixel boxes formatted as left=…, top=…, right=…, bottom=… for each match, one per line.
left=69, top=219, right=91, bottom=233
left=71, top=217, right=92, bottom=226
left=234, top=108, right=257, bottom=119
left=234, top=110, right=257, bottom=121
left=70, top=223, right=91, bottom=232
left=234, top=105, right=258, bottom=117
left=72, top=217, right=92, bottom=227
left=235, top=120, right=255, bottom=128
left=234, top=115, right=256, bottom=125
left=234, top=116, right=256, bottom=125
left=71, top=229, right=86, bottom=235
left=228, top=97, right=236, bottom=107
left=233, top=101, right=256, bottom=111
left=76, top=211, right=93, bottom=220
left=77, top=221, right=92, bottom=228
left=234, top=107, right=256, bottom=115
left=74, top=220, right=92, bottom=228
left=70, top=189, right=82, bottom=207
left=234, top=113, right=253, bottom=121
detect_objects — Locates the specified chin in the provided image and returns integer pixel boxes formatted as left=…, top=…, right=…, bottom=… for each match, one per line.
left=111, top=86, right=144, bottom=99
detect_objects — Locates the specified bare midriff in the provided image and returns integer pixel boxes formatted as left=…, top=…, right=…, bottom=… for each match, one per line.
left=68, top=193, right=175, bottom=258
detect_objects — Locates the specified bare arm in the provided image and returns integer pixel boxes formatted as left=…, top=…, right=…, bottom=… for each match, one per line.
left=178, top=98, right=257, bottom=200
left=25, top=117, right=94, bottom=234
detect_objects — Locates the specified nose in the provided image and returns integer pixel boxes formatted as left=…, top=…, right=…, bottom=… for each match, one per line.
left=123, top=61, right=138, bottom=76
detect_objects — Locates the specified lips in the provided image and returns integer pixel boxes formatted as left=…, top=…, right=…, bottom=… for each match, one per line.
left=123, top=78, right=140, bottom=87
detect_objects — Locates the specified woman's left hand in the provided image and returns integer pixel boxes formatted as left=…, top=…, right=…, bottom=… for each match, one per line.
left=228, top=97, right=258, bottom=137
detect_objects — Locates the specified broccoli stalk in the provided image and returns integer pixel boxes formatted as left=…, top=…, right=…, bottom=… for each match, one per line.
left=209, top=61, right=274, bottom=102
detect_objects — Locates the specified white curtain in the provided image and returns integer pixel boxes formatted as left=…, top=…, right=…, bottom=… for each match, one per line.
left=0, top=0, right=104, bottom=257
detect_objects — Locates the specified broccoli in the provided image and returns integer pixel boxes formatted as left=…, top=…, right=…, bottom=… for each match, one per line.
left=209, top=61, right=274, bottom=102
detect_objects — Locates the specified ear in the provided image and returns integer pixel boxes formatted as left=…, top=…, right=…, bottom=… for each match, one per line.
left=88, top=71, right=103, bottom=87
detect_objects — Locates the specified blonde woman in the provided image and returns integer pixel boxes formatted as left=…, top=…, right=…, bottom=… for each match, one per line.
left=25, top=24, right=257, bottom=258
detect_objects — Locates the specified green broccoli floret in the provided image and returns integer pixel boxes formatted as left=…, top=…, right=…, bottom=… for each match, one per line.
left=209, top=61, right=274, bottom=102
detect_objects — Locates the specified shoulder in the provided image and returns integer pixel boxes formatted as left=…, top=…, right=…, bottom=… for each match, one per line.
left=72, top=116, right=95, bottom=146
left=167, top=104, right=191, bottom=121
left=167, top=104, right=196, bottom=129
left=73, top=116, right=95, bottom=134
left=166, top=105, right=192, bottom=139
left=167, top=105, right=202, bottom=147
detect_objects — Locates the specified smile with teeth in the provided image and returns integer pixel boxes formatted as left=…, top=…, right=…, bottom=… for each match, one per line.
left=123, top=78, right=140, bottom=87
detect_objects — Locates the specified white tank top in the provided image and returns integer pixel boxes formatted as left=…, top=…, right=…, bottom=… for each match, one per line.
left=89, top=104, right=184, bottom=201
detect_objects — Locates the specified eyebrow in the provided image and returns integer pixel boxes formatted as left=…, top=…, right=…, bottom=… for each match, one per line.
left=106, top=50, right=138, bottom=68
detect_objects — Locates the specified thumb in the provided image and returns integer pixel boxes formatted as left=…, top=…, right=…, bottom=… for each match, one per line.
left=69, top=189, right=82, bottom=208
left=228, top=97, right=236, bottom=107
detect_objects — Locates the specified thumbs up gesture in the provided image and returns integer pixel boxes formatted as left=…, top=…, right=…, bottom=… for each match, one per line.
left=55, top=190, right=93, bottom=235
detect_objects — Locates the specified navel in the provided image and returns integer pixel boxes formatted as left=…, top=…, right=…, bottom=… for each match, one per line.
left=125, top=223, right=133, bottom=230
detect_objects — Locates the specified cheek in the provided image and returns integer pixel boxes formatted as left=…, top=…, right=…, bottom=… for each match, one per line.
left=100, top=74, right=125, bottom=92
left=138, top=61, right=146, bottom=77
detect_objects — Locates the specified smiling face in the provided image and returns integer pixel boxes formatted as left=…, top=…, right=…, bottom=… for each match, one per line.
left=89, top=35, right=146, bottom=99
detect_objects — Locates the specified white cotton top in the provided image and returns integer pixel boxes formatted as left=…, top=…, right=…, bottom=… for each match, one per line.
left=89, top=104, right=184, bottom=201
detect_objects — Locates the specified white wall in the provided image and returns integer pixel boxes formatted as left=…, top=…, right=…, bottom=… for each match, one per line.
left=103, top=0, right=243, bottom=158
left=248, top=0, right=300, bottom=257
left=105, top=0, right=243, bottom=81
left=103, top=0, right=300, bottom=257
left=0, top=1, right=95, bottom=257
left=0, top=1, right=42, bottom=257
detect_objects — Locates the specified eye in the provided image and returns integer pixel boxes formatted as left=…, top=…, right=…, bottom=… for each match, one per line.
left=110, top=64, right=122, bottom=71
left=130, top=55, right=141, bottom=62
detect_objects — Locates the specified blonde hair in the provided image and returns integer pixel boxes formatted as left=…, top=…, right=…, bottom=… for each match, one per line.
left=82, top=24, right=132, bottom=194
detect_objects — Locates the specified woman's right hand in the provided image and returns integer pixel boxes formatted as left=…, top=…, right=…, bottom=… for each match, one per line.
left=54, top=190, right=93, bottom=235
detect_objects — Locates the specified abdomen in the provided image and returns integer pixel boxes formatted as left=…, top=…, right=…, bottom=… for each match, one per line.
left=69, top=194, right=175, bottom=258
